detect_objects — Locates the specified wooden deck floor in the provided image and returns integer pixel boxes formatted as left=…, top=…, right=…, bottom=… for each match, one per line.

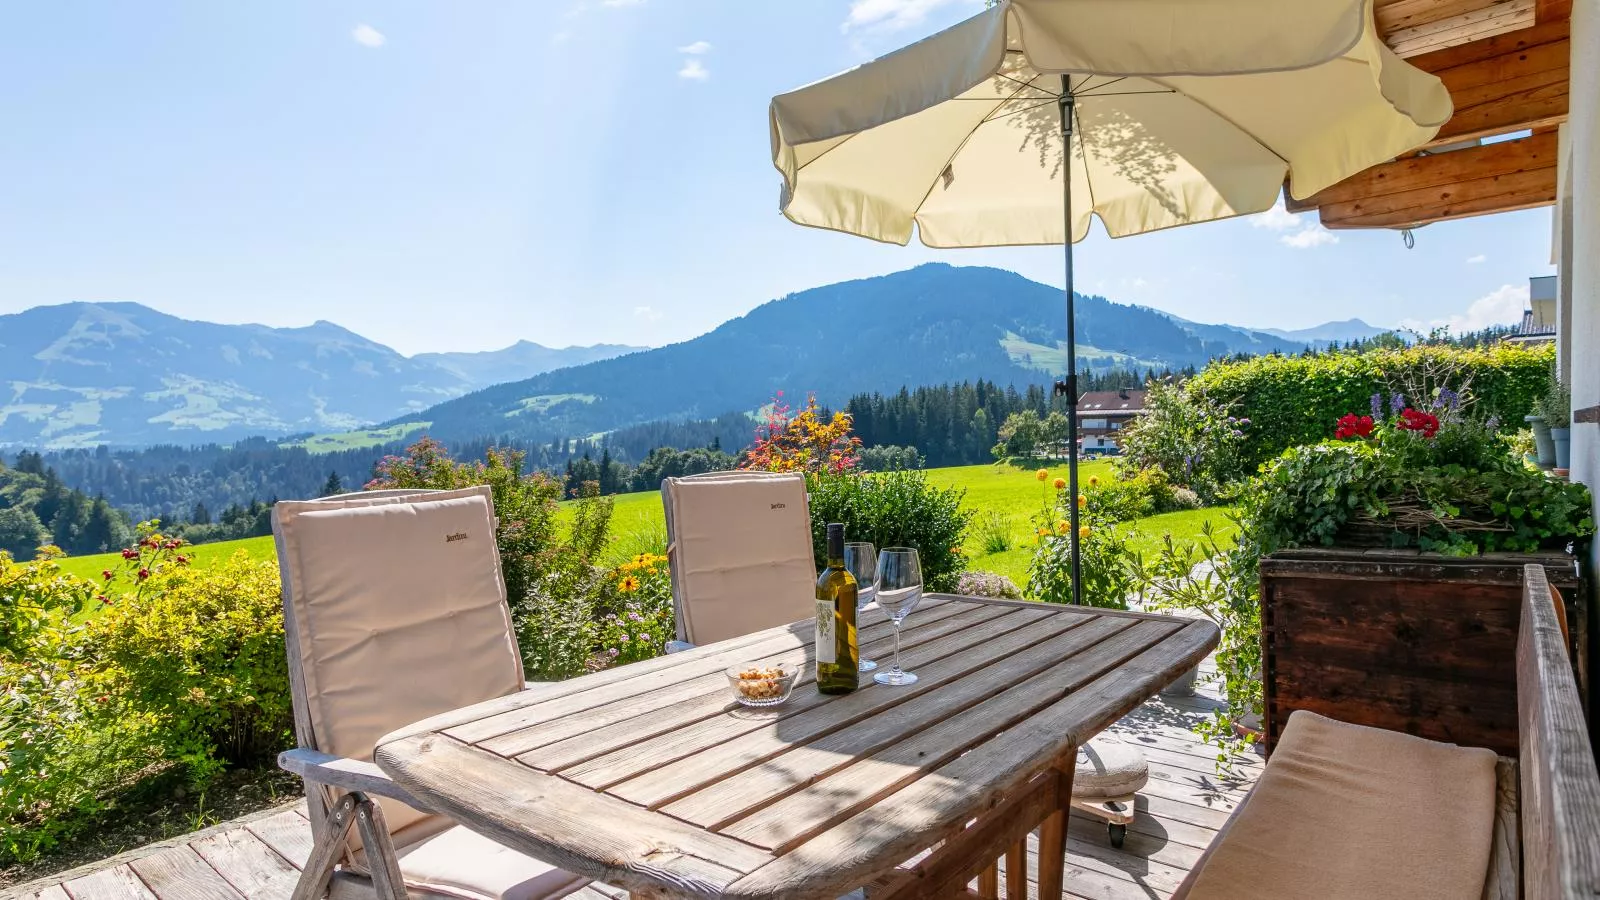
left=6, top=676, right=1256, bottom=900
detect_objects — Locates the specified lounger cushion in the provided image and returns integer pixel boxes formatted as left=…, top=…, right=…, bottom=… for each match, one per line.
left=1182, top=710, right=1497, bottom=900
left=396, top=824, right=590, bottom=900
left=662, top=472, right=817, bottom=645
left=1072, top=739, right=1148, bottom=798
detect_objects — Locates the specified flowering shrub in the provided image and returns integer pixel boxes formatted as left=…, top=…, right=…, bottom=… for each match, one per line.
left=954, top=571, right=1023, bottom=600
left=805, top=470, right=971, bottom=592
left=1333, top=414, right=1374, bottom=440
left=1027, top=515, right=1136, bottom=610
left=598, top=554, right=673, bottom=665
left=741, top=393, right=861, bottom=475
left=1115, top=380, right=1250, bottom=503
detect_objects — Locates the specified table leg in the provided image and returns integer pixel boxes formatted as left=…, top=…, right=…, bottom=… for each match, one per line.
left=1004, top=841, right=1026, bottom=899
left=977, top=864, right=999, bottom=898
left=1036, top=751, right=1078, bottom=900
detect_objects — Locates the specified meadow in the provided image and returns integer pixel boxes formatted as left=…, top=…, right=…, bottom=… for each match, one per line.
left=54, top=462, right=1234, bottom=592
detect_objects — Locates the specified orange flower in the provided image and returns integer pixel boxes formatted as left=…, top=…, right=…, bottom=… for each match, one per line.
left=1088, top=475, right=1100, bottom=487
left=1055, top=520, right=1070, bottom=534
left=1052, top=477, right=1066, bottom=490
left=1035, top=469, right=1048, bottom=481
left=1077, top=494, right=1088, bottom=508
left=1078, top=525, right=1092, bottom=539
left=1036, top=527, right=1050, bottom=538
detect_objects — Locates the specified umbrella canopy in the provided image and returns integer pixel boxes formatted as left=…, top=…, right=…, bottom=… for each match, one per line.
left=769, top=0, right=1451, bottom=605
left=770, top=0, right=1453, bottom=247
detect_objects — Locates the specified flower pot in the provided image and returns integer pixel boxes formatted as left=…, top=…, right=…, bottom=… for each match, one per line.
left=1159, top=664, right=1199, bottom=698
left=1527, top=415, right=1555, bottom=467
left=1551, top=426, right=1571, bottom=470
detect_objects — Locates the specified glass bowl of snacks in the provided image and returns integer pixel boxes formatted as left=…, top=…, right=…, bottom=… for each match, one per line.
left=726, top=663, right=798, bottom=707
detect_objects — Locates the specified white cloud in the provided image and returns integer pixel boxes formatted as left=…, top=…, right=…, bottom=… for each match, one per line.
left=351, top=24, right=386, bottom=48
left=1401, top=284, right=1528, bottom=334
left=1249, top=201, right=1301, bottom=231
left=1280, top=225, right=1339, bottom=249
left=1466, top=253, right=1487, bottom=264
left=677, top=40, right=712, bottom=54
left=678, top=58, right=709, bottom=81
left=843, top=0, right=967, bottom=32
left=633, top=305, right=664, bottom=322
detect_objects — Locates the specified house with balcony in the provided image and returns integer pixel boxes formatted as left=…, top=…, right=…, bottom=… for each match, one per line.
left=1077, top=388, right=1146, bottom=455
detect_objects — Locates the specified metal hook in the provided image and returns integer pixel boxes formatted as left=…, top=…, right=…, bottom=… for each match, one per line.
left=1401, top=228, right=1416, bottom=249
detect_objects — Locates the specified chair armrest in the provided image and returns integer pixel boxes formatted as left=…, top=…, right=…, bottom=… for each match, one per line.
left=278, top=748, right=429, bottom=810
left=665, top=640, right=696, bottom=654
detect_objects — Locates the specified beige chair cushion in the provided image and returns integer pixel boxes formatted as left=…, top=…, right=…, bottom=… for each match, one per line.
left=273, top=486, right=525, bottom=847
left=393, top=825, right=589, bottom=900
left=661, top=471, right=817, bottom=644
left=1182, top=710, right=1497, bottom=900
left=1073, top=739, right=1148, bottom=799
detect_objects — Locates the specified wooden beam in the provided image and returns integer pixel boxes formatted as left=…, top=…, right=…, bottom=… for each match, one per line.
left=1415, top=19, right=1571, bottom=147
left=1375, top=0, right=1536, bottom=57
left=1535, top=0, right=1572, bottom=24
left=1313, top=132, right=1557, bottom=229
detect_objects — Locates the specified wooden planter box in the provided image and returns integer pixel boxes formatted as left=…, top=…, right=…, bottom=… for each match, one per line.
left=1259, top=548, right=1587, bottom=757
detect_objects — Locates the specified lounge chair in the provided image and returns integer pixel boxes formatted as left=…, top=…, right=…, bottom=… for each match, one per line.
left=660, top=470, right=818, bottom=649
left=273, top=486, right=590, bottom=900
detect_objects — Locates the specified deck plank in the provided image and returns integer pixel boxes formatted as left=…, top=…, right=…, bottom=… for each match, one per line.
left=240, top=810, right=314, bottom=870
left=126, top=846, right=246, bottom=900
left=190, top=828, right=302, bottom=899
left=59, top=865, right=156, bottom=900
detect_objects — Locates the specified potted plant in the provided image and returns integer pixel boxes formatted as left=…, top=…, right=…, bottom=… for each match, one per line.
left=1238, top=387, right=1593, bottom=754
left=1525, top=412, right=1556, bottom=467
left=1534, top=371, right=1572, bottom=471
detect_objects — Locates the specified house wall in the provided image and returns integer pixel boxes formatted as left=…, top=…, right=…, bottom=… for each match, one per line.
left=1566, top=0, right=1599, bottom=739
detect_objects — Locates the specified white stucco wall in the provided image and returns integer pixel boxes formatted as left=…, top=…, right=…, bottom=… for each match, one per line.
left=1568, top=0, right=1599, bottom=715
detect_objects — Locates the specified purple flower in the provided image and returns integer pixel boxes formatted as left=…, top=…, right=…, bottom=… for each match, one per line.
left=607, top=648, right=620, bottom=657
left=1231, top=430, right=1244, bottom=438
left=619, top=634, right=630, bottom=643
left=1390, top=392, right=1406, bottom=416
left=1486, top=415, right=1500, bottom=430
left=1226, top=416, right=1238, bottom=425
left=627, top=612, right=642, bottom=622
left=1238, top=417, right=1251, bottom=426
left=1370, top=393, right=1383, bottom=420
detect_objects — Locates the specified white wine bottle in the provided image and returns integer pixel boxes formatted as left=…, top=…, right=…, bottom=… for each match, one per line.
left=815, top=523, right=859, bottom=694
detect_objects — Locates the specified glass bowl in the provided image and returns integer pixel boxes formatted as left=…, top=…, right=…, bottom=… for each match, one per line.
left=726, top=662, right=799, bottom=707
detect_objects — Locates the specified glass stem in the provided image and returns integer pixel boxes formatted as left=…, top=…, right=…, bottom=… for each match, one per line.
left=891, top=620, right=903, bottom=675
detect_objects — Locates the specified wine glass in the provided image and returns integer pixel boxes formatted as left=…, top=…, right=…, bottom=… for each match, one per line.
left=844, top=542, right=879, bottom=672
left=873, top=548, right=923, bottom=686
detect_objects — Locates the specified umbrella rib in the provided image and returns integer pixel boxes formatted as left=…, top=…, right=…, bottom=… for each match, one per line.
left=980, top=97, right=1058, bottom=125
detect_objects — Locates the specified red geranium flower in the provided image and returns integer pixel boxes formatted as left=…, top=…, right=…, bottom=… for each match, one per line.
left=1334, top=413, right=1375, bottom=440
left=1397, top=408, right=1440, bottom=438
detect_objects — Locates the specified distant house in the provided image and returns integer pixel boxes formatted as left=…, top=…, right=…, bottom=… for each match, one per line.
left=1077, top=388, right=1147, bottom=455
left=1506, top=274, right=1558, bottom=345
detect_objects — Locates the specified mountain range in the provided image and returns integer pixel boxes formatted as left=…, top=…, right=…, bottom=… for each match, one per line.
left=387, top=265, right=1381, bottom=446
left=0, top=265, right=1388, bottom=449
left=0, top=302, right=639, bottom=448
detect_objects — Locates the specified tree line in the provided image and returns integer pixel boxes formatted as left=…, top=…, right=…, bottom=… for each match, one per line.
left=0, top=451, right=131, bottom=559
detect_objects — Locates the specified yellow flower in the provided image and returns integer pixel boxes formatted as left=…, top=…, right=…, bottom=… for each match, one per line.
left=1079, top=525, right=1092, bottom=539
left=1036, top=527, right=1050, bottom=538
left=1035, top=469, right=1049, bottom=481
left=618, top=575, right=641, bottom=593
left=1089, top=476, right=1100, bottom=487
left=1077, top=494, right=1088, bottom=508
left=951, top=546, right=964, bottom=556
left=1056, top=520, right=1070, bottom=534
left=1052, top=477, right=1066, bottom=490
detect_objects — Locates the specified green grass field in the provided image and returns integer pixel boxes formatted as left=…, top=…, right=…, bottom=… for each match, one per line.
left=51, top=463, right=1234, bottom=596
left=280, top=422, right=430, bottom=453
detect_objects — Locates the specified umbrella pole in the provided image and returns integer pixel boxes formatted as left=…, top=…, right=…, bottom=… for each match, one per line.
left=1057, top=76, right=1083, bottom=606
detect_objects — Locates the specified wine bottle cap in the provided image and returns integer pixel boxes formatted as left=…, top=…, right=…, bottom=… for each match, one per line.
left=826, top=523, right=845, bottom=557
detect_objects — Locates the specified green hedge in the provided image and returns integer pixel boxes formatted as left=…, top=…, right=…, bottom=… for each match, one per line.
left=1189, top=343, right=1553, bottom=471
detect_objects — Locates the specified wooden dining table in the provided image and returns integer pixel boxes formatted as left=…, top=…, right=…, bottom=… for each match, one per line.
left=374, top=594, right=1218, bottom=900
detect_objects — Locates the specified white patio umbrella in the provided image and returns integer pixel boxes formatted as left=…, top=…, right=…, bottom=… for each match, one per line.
left=769, top=0, right=1452, bottom=603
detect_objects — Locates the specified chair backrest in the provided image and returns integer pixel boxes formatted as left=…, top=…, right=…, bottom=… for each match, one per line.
left=1517, top=563, right=1600, bottom=899
left=661, top=471, right=817, bottom=644
left=273, top=486, right=525, bottom=851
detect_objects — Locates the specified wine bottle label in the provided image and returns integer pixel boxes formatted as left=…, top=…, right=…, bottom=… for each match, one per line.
left=815, top=600, right=836, bottom=665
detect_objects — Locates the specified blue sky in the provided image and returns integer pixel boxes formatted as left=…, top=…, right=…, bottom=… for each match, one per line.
left=0, top=0, right=1557, bottom=355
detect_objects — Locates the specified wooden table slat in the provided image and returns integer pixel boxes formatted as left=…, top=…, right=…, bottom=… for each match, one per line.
left=561, top=606, right=1067, bottom=790
left=375, top=599, right=1220, bottom=900
left=483, top=599, right=978, bottom=760
left=717, top=619, right=1179, bottom=852
left=374, top=734, right=770, bottom=896
left=445, top=596, right=962, bottom=745
left=651, top=615, right=1135, bottom=823
left=725, top=618, right=1218, bottom=900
